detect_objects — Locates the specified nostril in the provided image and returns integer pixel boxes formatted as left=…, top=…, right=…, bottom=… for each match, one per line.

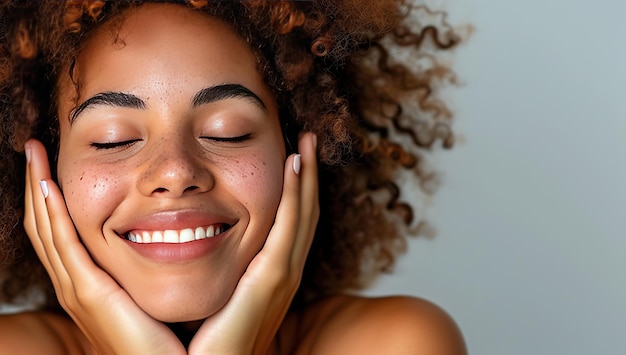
left=183, top=185, right=200, bottom=193
left=150, top=185, right=201, bottom=196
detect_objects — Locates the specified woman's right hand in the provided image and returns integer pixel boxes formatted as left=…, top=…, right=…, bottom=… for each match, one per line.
left=23, top=139, right=186, bottom=355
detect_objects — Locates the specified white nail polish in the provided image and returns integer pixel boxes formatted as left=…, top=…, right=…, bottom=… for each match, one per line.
left=39, top=180, right=49, bottom=199
left=293, top=154, right=302, bottom=175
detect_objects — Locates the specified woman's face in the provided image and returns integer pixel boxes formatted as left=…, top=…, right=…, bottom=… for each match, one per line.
left=56, top=3, right=286, bottom=322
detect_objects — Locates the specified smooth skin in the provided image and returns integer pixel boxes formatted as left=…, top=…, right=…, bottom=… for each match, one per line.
left=2, top=3, right=466, bottom=355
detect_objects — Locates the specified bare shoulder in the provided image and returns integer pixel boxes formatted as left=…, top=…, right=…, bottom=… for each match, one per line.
left=0, top=311, right=90, bottom=355
left=294, top=294, right=466, bottom=355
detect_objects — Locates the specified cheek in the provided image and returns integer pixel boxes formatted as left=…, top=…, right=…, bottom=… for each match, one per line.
left=58, top=161, right=125, bottom=235
left=218, top=152, right=284, bottom=219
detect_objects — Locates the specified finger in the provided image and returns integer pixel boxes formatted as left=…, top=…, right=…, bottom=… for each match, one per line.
left=255, top=152, right=301, bottom=266
left=23, top=145, right=51, bottom=272
left=292, top=133, right=319, bottom=263
left=253, top=133, right=318, bottom=271
left=26, top=140, right=71, bottom=284
left=24, top=140, right=70, bottom=297
left=43, top=177, right=105, bottom=289
left=24, top=141, right=54, bottom=261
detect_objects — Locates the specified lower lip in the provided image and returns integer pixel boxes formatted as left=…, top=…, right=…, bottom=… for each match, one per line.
left=124, top=235, right=225, bottom=263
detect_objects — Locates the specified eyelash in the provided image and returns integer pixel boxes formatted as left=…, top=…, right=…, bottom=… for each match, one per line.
left=90, top=140, right=141, bottom=150
left=201, top=133, right=252, bottom=143
left=90, top=134, right=251, bottom=150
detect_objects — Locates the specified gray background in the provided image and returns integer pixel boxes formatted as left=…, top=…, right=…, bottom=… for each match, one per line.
left=365, top=0, right=626, bottom=354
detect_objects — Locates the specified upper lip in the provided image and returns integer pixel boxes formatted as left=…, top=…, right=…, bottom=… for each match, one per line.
left=114, top=209, right=238, bottom=236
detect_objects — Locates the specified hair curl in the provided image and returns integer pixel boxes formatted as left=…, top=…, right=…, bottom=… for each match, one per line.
left=0, top=0, right=459, bottom=310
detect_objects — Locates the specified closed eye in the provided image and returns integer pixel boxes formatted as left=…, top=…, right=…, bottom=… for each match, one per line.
left=201, top=133, right=252, bottom=143
left=90, top=139, right=141, bottom=150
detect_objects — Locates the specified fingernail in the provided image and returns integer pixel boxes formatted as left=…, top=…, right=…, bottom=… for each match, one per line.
left=293, top=154, right=301, bottom=175
left=39, top=180, right=49, bottom=199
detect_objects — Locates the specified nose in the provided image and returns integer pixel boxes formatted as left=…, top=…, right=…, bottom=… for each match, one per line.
left=136, top=138, right=214, bottom=197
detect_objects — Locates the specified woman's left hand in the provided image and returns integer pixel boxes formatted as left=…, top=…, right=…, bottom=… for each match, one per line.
left=188, top=132, right=319, bottom=355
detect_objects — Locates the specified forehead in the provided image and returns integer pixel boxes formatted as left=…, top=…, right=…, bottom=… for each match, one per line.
left=57, top=3, right=269, bottom=113
left=86, top=3, right=243, bottom=49
left=82, top=3, right=252, bottom=74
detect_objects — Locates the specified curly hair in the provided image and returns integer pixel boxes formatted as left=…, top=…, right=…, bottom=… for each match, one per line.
left=0, top=0, right=459, bottom=310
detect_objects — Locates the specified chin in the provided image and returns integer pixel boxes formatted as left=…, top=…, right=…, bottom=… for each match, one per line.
left=136, top=287, right=232, bottom=323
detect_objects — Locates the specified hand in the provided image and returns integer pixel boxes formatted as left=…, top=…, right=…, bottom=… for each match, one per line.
left=23, top=139, right=186, bottom=355
left=188, top=132, right=320, bottom=355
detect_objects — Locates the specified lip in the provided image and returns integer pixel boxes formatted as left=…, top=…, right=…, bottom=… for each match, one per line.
left=123, top=231, right=228, bottom=263
left=113, top=209, right=238, bottom=263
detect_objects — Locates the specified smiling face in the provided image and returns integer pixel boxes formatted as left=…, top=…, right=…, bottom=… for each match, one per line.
left=55, top=3, right=286, bottom=322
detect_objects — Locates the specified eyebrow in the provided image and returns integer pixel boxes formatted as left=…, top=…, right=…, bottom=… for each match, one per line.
left=70, top=92, right=146, bottom=124
left=70, top=84, right=267, bottom=124
left=192, top=84, right=267, bottom=111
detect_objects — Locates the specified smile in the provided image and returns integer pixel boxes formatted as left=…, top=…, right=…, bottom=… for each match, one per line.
left=124, top=224, right=231, bottom=244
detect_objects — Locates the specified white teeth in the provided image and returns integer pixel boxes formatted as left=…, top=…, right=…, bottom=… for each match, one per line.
left=152, top=231, right=163, bottom=243
left=142, top=231, right=151, bottom=243
left=195, top=227, right=205, bottom=240
left=164, top=230, right=178, bottom=243
left=126, top=225, right=228, bottom=244
left=180, top=228, right=195, bottom=243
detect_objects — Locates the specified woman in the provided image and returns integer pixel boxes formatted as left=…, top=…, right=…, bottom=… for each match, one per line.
left=0, top=1, right=466, bottom=353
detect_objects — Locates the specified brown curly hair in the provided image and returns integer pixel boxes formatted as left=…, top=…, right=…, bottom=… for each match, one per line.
left=0, top=0, right=459, bottom=310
